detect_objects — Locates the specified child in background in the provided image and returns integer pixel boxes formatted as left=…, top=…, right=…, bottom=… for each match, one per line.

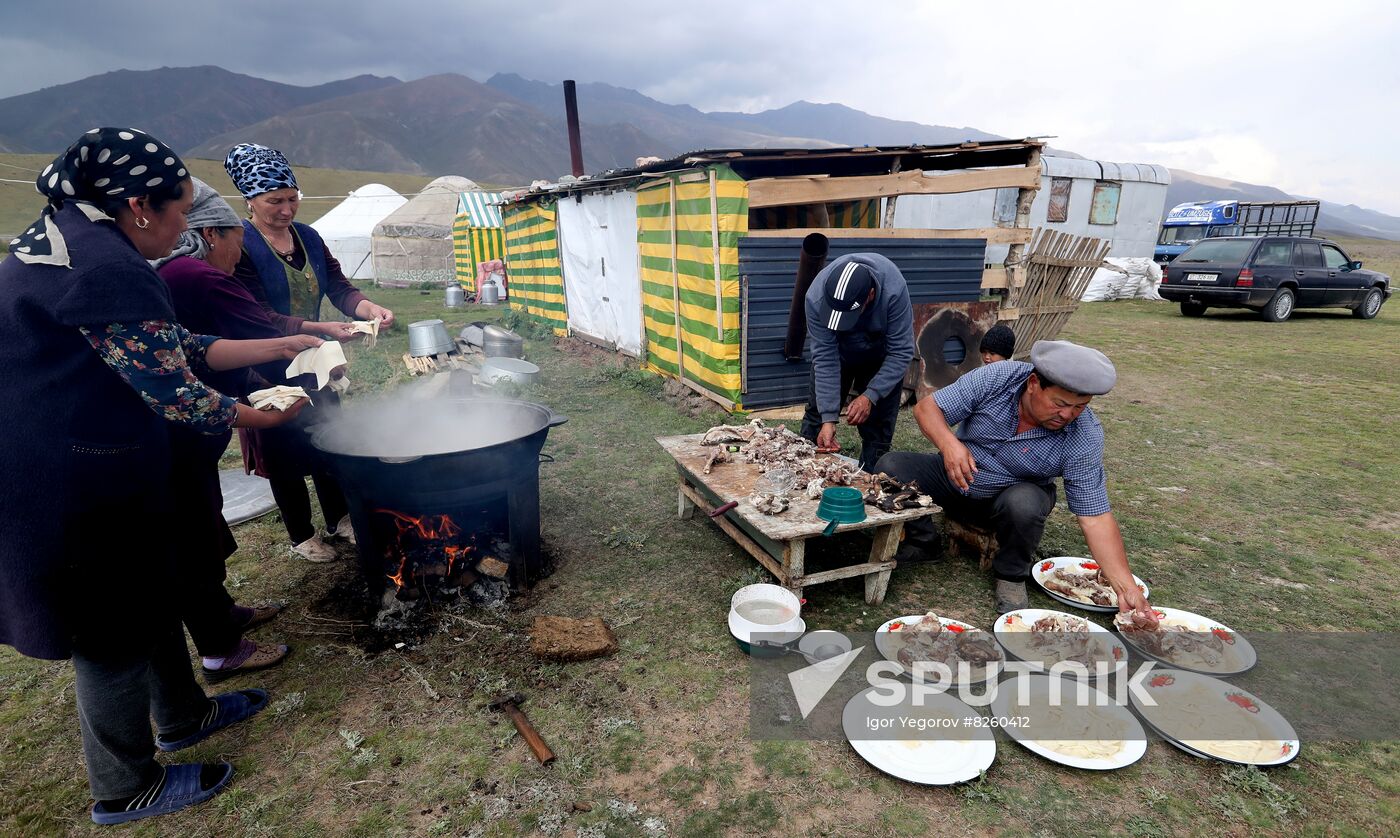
left=979, top=323, right=1016, bottom=365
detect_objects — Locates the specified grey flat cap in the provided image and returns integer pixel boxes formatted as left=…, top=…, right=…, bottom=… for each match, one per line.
left=1030, top=340, right=1116, bottom=395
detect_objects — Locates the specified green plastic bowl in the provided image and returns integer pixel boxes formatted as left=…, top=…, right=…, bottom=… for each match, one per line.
left=816, top=486, right=867, bottom=524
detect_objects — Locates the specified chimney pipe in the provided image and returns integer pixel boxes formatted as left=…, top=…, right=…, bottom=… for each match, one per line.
left=562, top=80, right=585, bottom=177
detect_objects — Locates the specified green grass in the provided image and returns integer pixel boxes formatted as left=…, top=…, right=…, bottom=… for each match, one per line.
left=0, top=274, right=1396, bottom=835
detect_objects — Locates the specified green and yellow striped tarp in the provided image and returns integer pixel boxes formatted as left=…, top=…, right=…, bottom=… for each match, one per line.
left=637, top=165, right=748, bottom=406
left=452, top=212, right=505, bottom=291
left=502, top=201, right=567, bottom=335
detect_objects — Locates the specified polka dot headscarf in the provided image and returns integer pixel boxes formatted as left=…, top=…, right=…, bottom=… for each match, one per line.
left=8, top=127, right=188, bottom=267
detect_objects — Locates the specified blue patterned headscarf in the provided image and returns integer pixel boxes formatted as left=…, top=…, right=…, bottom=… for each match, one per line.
left=8, top=127, right=188, bottom=267
left=223, top=142, right=298, bottom=199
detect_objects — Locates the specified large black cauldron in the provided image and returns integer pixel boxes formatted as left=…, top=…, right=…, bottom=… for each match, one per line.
left=310, top=398, right=567, bottom=590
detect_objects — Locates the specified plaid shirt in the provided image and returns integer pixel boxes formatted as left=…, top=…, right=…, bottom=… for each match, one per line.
left=933, top=361, right=1111, bottom=516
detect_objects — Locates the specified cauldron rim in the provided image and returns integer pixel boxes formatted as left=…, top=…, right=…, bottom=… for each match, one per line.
left=309, top=397, right=567, bottom=463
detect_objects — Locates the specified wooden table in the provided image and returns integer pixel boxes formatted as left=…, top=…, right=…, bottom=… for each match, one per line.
left=657, top=434, right=939, bottom=605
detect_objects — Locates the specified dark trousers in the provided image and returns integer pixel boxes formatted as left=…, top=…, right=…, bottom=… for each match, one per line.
left=71, top=625, right=208, bottom=799
left=269, top=472, right=349, bottom=544
left=800, top=363, right=901, bottom=473
left=170, top=428, right=242, bottom=657
left=875, top=451, right=1057, bottom=582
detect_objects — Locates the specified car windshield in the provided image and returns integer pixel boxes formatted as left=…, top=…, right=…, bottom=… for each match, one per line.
left=1158, top=225, right=1207, bottom=245
left=1177, top=239, right=1256, bottom=263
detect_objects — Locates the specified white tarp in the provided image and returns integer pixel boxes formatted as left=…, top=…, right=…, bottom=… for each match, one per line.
left=557, top=192, right=643, bottom=356
left=1082, top=257, right=1165, bottom=301
left=310, top=183, right=406, bottom=280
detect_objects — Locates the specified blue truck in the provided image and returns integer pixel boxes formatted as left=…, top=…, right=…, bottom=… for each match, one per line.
left=1154, top=199, right=1320, bottom=265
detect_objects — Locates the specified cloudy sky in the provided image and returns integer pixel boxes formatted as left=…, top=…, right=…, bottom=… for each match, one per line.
left=4, top=0, right=1397, bottom=212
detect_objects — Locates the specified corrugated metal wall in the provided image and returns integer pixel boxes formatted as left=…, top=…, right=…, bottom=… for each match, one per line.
left=738, top=237, right=987, bottom=409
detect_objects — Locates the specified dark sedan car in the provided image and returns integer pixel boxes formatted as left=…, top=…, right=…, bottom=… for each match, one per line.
left=1160, top=236, right=1391, bottom=322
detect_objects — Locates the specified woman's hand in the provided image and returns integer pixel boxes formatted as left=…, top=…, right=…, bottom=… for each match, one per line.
left=306, top=321, right=361, bottom=341
left=276, top=334, right=323, bottom=359
left=234, top=398, right=310, bottom=429
left=356, top=301, right=394, bottom=328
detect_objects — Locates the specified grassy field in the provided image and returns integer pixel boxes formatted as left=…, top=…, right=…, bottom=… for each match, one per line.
left=0, top=270, right=1396, bottom=835
left=0, top=152, right=439, bottom=241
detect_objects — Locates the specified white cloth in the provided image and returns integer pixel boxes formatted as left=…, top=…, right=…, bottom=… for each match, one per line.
left=348, top=319, right=380, bottom=348
left=285, top=341, right=348, bottom=390
left=248, top=385, right=308, bottom=411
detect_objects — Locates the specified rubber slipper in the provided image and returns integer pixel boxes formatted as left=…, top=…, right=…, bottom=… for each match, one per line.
left=202, top=643, right=289, bottom=684
left=155, top=689, right=269, bottom=752
left=90, top=762, right=233, bottom=825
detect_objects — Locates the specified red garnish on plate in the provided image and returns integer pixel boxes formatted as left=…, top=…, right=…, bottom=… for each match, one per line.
left=945, top=623, right=965, bottom=633
left=1226, top=692, right=1260, bottom=713
left=1149, top=674, right=1175, bottom=688
left=1113, top=646, right=1124, bottom=660
left=889, top=621, right=904, bottom=631
left=1004, top=615, right=1015, bottom=625
left=1080, top=561, right=1099, bottom=571
left=1281, top=743, right=1293, bottom=756
left=1040, top=560, right=1054, bottom=573
left=1211, top=626, right=1235, bottom=645
left=1153, top=610, right=1167, bottom=620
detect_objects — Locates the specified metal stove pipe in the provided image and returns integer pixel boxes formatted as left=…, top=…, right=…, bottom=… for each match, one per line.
left=783, top=233, right=830, bottom=361
left=563, top=80, right=585, bottom=177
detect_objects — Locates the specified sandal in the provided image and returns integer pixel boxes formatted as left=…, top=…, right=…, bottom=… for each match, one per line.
left=201, top=641, right=289, bottom=684
left=90, top=763, right=234, bottom=824
left=233, top=603, right=283, bottom=631
left=156, top=689, right=269, bottom=752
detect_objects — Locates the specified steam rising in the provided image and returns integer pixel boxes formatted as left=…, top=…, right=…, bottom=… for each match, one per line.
left=311, top=389, right=552, bottom=459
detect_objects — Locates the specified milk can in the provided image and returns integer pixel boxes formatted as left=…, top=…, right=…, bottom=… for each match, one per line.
left=444, top=284, right=465, bottom=308
left=479, top=276, right=501, bottom=306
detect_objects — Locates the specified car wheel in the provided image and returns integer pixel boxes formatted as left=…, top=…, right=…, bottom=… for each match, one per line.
left=1262, top=287, right=1295, bottom=322
left=1180, top=302, right=1208, bottom=317
left=1352, top=287, right=1384, bottom=320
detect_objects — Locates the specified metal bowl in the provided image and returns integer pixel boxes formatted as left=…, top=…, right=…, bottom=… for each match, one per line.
left=407, top=319, right=454, bottom=357
left=480, top=357, right=540, bottom=386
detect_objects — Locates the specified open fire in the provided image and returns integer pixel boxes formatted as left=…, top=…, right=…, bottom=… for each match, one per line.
left=375, top=509, right=506, bottom=601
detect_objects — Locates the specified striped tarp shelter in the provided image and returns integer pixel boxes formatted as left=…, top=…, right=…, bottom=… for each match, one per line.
left=452, top=191, right=505, bottom=292
left=502, top=200, right=567, bottom=335
left=636, top=165, right=748, bottom=407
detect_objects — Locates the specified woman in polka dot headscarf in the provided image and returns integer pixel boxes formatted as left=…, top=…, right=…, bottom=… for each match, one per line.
left=9, top=127, right=192, bottom=266
left=0, top=129, right=327, bottom=825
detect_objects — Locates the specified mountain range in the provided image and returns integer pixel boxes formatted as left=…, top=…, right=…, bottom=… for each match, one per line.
left=0, top=66, right=1394, bottom=240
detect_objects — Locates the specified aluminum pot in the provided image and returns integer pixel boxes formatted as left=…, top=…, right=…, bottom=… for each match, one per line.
left=480, top=357, right=540, bottom=386
left=407, top=319, right=454, bottom=357
left=482, top=324, right=524, bottom=359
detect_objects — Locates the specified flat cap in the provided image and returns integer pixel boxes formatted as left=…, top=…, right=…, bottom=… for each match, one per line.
left=1030, top=340, right=1116, bottom=395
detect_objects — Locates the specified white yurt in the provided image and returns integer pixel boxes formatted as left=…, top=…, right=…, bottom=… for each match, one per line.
left=309, top=184, right=407, bottom=280
left=372, top=175, right=479, bottom=287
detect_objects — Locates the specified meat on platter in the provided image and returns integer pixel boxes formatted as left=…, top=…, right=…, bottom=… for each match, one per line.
left=699, top=419, right=931, bottom=515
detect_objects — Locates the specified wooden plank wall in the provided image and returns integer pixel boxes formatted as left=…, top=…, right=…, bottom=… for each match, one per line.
left=1000, top=228, right=1112, bottom=357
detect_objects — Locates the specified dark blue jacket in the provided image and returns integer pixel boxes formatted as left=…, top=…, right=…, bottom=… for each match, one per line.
left=240, top=219, right=332, bottom=317
left=0, top=206, right=179, bottom=659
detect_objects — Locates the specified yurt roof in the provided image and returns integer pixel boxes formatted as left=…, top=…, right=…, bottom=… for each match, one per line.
left=375, top=176, right=480, bottom=238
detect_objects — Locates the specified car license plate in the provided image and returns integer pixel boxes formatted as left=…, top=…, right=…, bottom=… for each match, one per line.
left=1186, top=273, right=1217, bottom=283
